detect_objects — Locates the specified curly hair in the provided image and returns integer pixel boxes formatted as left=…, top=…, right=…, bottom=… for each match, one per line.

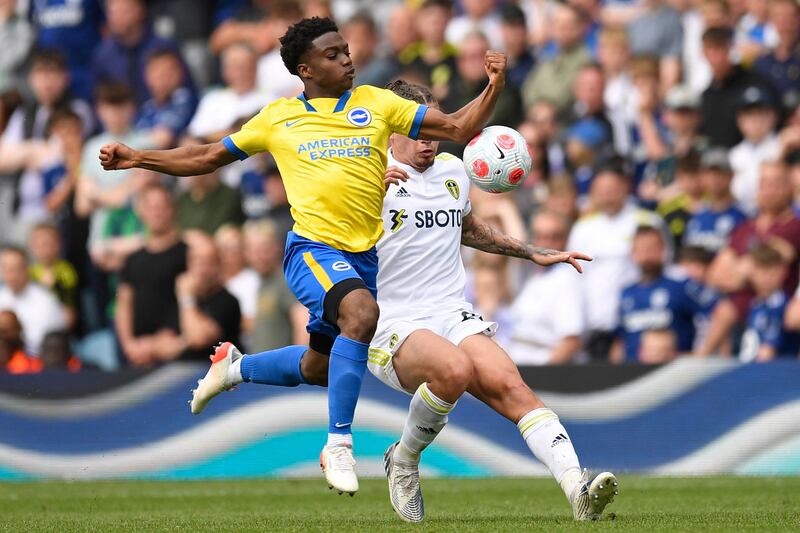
left=279, top=17, right=339, bottom=76
left=384, top=79, right=436, bottom=105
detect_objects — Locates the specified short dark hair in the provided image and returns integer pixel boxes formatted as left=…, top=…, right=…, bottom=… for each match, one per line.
left=344, top=11, right=377, bottom=34
left=702, top=26, right=734, bottom=46
left=677, top=150, right=702, bottom=174
left=31, top=49, right=67, bottom=71
left=45, top=107, right=82, bottom=136
left=95, top=82, right=134, bottom=105
left=385, top=79, right=436, bottom=105
left=678, top=246, right=714, bottom=265
left=750, top=244, right=785, bottom=267
left=634, top=225, right=663, bottom=241
left=147, top=47, right=182, bottom=65
left=421, top=0, right=453, bottom=10
left=499, top=4, right=526, bottom=26
left=279, top=16, right=339, bottom=76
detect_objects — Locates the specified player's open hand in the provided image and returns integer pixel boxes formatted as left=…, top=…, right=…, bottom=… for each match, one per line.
left=484, top=51, right=507, bottom=88
left=99, top=142, right=137, bottom=171
left=532, top=249, right=593, bottom=273
left=384, top=165, right=410, bottom=191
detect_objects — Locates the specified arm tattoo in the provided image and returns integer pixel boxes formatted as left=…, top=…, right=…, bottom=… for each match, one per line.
left=460, top=214, right=561, bottom=260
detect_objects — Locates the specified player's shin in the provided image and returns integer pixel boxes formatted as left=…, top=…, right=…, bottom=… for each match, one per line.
left=327, top=335, right=369, bottom=445
left=395, top=383, right=455, bottom=463
left=517, top=408, right=583, bottom=502
left=233, top=346, right=308, bottom=386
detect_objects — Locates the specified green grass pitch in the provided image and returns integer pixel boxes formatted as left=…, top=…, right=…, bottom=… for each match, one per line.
left=1, top=476, right=799, bottom=532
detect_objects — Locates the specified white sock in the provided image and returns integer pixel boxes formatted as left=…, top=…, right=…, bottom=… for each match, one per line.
left=394, top=383, right=455, bottom=463
left=326, top=432, right=353, bottom=448
left=227, top=356, right=244, bottom=385
left=518, top=408, right=582, bottom=502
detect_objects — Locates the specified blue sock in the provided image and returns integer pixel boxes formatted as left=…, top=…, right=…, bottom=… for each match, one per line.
left=327, top=336, right=369, bottom=435
left=240, top=345, right=307, bottom=387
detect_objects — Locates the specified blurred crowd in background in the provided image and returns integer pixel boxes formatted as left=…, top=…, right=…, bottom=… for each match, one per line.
left=2, top=0, right=800, bottom=374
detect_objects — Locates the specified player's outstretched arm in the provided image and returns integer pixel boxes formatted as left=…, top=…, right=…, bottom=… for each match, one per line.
left=416, top=51, right=507, bottom=144
left=99, top=142, right=238, bottom=176
left=460, top=213, right=592, bottom=273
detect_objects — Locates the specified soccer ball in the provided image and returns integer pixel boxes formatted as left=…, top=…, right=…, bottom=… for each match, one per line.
left=463, top=126, right=532, bottom=193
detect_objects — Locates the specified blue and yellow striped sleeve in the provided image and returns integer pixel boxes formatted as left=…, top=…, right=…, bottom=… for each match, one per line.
left=223, top=106, right=272, bottom=160
left=374, top=87, right=428, bottom=140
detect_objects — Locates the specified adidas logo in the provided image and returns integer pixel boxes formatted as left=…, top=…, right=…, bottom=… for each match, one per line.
left=551, top=433, right=569, bottom=447
left=395, top=187, right=411, bottom=198
left=416, top=425, right=437, bottom=435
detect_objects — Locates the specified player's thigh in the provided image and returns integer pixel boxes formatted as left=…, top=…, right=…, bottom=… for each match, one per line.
left=459, top=334, right=544, bottom=417
left=392, top=329, right=472, bottom=393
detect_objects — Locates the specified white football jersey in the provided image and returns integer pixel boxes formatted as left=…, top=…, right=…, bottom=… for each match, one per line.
left=376, top=151, right=473, bottom=323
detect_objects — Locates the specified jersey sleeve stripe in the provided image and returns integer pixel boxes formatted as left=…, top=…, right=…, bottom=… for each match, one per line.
left=408, top=105, right=429, bottom=140
left=222, top=136, right=249, bottom=161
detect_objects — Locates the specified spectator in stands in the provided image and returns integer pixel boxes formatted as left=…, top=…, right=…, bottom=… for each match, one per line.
left=398, top=0, right=457, bottom=101
left=564, top=64, right=615, bottom=146
left=136, top=49, right=198, bottom=149
left=245, top=220, right=307, bottom=352
left=508, top=210, right=585, bottom=365
left=753, top=0, right=799, bottom=111
left=657, top=151, right=704, bottom=251
left=730, top=86, right=782, bottom=214
left=0, top=246, right=66, bottom=354
left=39, top=331, right=81, bottom=371
left=255, top=1, right=304, bottom=98
left=564, top=118, right=612, bottom=203
left=215, top=225, right=259, bottom=341
left=188, top=43, right=271, bottom=142
left=597, top=27, right=632, bottom=154
left=176, top=138, right=245, bottom=235
left=522, top=3, right=591, bottom=112
left=385, top=3, right=418, bottom=67
left=0, top=108, right=85, bottom=244
left=526, top=100, right=566, bottom=177
left=208, top=0, right=274, bottom=55
left=699, top=26, right=776, bottom=148
left=568, top=163, right=667, bottom=359
left=92, top=0, right=193, bottom=105
left=684, top=148, right=748, bottom=255
left=0, top=310, right=42, bottom=374
left=28, top=222, right=79, bottom=330
left=735, top=0, right=778, bottom=65
left=612, top=226, right=712, bottom=362
left=262, top=164, right=294, bottom=242
left=0, top=0, right=34, bottom=93
left=446, top=0, right=502, bottom=51
left=663, top=85, right=706, bottom=159
left=341, top=12, right=395, bottom=88
left=677, top=245, right=719, bottom=350
left=627, top=0, right=683, bottom=93
left=682, top=0, right=732, bottom=94
left=498, top=4, right=535, bottom=91
left=443, top=31, right=522, bottom=138
left=701, top=161, right=800, bottom=355
left=471, top=257, right=514, bottom=346
left=75, top=83, right=153, bottom=275
left=175, top=233, right=241, bottom=361
left=638, top=328, right=679, bottom=363
left=116, top=184, right=186, bottom=367
left=739, top=245, right=799, bottom=361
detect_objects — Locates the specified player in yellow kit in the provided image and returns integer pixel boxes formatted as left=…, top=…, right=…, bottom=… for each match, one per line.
left=99, top=17, right=506, bottom=496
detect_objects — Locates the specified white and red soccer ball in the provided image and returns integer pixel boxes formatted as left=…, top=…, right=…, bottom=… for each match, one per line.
left=463, top=125, right=533, bottom=193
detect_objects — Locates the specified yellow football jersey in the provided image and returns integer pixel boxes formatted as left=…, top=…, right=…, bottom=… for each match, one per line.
left=224, top=85, right=428, bottom=252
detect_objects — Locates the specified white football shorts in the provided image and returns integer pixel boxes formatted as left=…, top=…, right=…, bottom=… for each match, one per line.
left=368, top=307, right=497, bottom=395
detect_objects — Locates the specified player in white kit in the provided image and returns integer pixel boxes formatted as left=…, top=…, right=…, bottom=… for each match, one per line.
left=373, top=80, right=618, bottom=523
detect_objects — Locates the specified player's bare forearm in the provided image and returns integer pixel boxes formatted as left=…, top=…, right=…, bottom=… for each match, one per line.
left=135, top=143, right=237, bottom=176
left=461, top=213, right=546, bottom=260
left=417, top=51, right=506, bottom=143
left=461, top=213, right=592, bottom=272
left=100, top=141, right=237, bottom=176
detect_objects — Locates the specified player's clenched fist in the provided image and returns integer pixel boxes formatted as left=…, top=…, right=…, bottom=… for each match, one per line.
left=484, top=51, right=507, bottom=88
left=99, top=142, right=137, bottom=171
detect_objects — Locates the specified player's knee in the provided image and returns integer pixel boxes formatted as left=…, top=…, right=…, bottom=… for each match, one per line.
left=300, top=354, right=329, bottom=386
left=337, top=293, right=379, bottom=342
left=438, top=352, right=473, bottom=394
